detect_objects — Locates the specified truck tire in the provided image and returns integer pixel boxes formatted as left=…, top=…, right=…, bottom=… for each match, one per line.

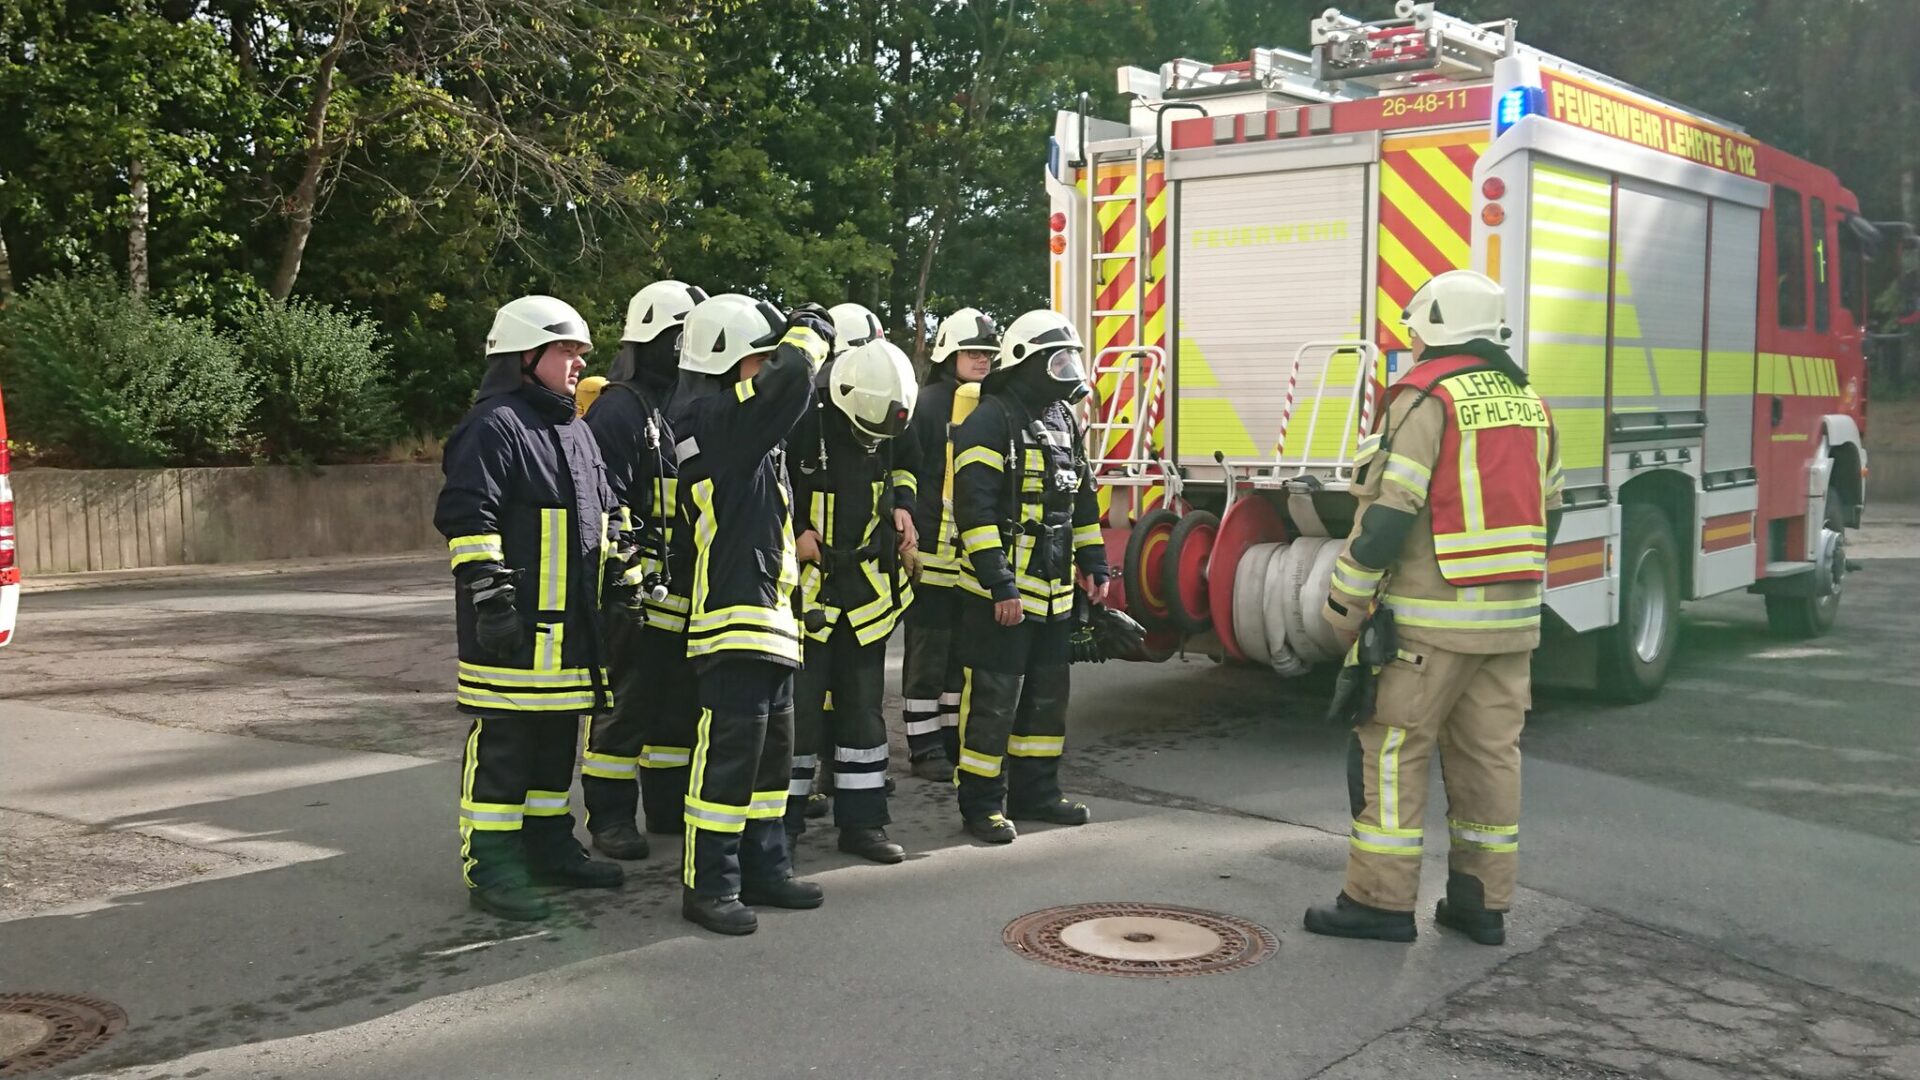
left=1597, top=504, right=1680, bottom=704
left=1765, top=485, right=1849, bottom=639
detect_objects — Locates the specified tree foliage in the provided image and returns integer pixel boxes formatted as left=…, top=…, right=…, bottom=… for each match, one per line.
left=2, top=0, right=1915, bottom=460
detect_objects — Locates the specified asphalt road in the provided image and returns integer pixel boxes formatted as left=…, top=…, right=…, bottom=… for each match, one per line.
left=1, top=510, right=1916, bottom=1079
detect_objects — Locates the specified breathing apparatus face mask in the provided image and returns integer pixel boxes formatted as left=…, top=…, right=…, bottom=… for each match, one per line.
left=1044, top=347, right=1091, bottom=403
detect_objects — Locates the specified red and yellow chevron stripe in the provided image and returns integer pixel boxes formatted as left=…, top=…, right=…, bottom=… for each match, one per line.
left=1375, top=131, right=1486, bottom=352
left=1086, top=160, right=1170, bottom=522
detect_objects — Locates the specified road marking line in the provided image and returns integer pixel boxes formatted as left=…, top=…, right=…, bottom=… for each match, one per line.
left=425, top=930, right=547, bottom=957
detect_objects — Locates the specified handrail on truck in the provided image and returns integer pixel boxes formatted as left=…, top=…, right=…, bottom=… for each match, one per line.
left=1263, top=339, right=1379, bottom=488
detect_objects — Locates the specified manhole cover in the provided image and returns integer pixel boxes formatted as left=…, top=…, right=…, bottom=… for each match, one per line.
left=0, top=994, right=127, bottom=1076
left=1003, top=902, right=1277, bottom=978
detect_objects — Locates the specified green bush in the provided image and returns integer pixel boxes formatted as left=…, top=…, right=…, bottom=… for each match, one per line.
left=231, top=296, right=397, bottom=462
left=0, top=272, right=255, bottom=467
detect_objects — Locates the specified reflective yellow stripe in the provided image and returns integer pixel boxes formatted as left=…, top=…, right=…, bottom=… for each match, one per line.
left=745, top=790, right=788, bottom=819
left=524, top=789, right=570, bottom=817
left=457, top=660, right=595, bottom=686
left=538, top=508, right=567, bottom=612
left=1378, top=727, right=1405, bottom=830
left=1331, top=556, right=1384, bottom=599
left=448, top=533, right=503, bottom=569
left=1449, top=818, right=1518, bottom=853
left=891, top=469, right=918, bottom=494
left=781, top=325, right=829, bottom=366
left=1433, top=525, right=1549, bottom=552
left=1350, top=820, right=1423, bottom=856
left=456, top=686, right=598, bottom=712
left=1457, top=428, right=1484, bottom=534
left=961, top=526, right=1002, bottom=554
left=957, top=748, right=1003, bottom=777
left=684, top=794, right=748, bottom=833
left=1006, top=734, right=1065, bottom=757
left=734, top=379, right=757, bottom=403
left=1383, top=593, right=1541, bottom=630
left=954, top=446, right=1004, bottom=472
left=684, top=709, right=713, bottom=886
left=1437, top=551, right=1547, bottom=577
left=1071, top=523, right=1101, bottom=550
left=582, top=751, right=638, bottom=779
left=1379, top=453, right=1432, bottom=498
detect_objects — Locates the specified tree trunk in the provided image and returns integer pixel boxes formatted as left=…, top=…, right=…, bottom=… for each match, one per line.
left=911, top=203, right=948, bottom=363
left=0, top=228, right=14, bottom=303
left=269, top=32, right=347, bottom=301
left=128, top=157, right=150, bottom=299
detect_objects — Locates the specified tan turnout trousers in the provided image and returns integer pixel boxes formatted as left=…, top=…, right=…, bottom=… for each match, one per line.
left=1344, top=646, right=1529, bottom=913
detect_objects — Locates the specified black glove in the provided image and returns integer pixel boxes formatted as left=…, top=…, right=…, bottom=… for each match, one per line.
left=1089, top=604, right=1148, bottom=661
left=466, top=570, right=527, bottom=661
left=787, top=303, right=835, bottom=348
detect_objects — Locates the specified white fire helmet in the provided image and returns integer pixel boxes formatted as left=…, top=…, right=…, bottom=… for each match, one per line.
left=679, top=293, right=788, bottom=375
left=1401, top=270, right=1510, bottom=349
left=930, top=307, right=999, bottom=367
left=486, top=295, right=592, bottom=356
left=827, top=302, right=885, bottom=357
left=622, top=280, right=709, bottom=344
left=996, top=309, right=1086, bottom=387
left=828, top=339, right=918, bottom=443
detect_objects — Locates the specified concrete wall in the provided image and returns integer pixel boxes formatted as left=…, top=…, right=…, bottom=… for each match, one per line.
left=12, top=465, right=445, bottom=575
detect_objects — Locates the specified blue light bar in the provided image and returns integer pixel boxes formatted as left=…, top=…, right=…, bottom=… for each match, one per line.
left=1496, top=86, right=1540, bottom=135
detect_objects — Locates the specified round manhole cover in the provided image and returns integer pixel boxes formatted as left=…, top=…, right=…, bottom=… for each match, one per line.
left=0, top=994, right=127, bottom=1076
left=1003, top=902, right=1277, bottom=978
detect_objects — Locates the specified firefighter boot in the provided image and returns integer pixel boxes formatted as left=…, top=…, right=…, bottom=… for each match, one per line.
left=523, top=819, right=625, bottom=889
left=1010, top=796, right=1090, bottom=826
left=589, top=822, right=651, bottom=861
left=1435, top=871, right=1506, bottom=946
left=682, top=888, right=758, bottom=936
left=1303, top=893, right=1416, bottom=943
left=910, top=751, right=954, bottom=782
left=963, top=814, right=1017, bottom=844
left=838, top=827, right=905, bottom=864
left=465, top=832, right=550, bottom=922
left=740, top=876, right=826, bottom=910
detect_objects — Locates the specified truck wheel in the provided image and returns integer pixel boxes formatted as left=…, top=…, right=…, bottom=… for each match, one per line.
left=1162, top=510, right=1220, bottom=634
left=1765, top=485, right=1849, bottom=639
left=1121, top=508, right=1181, bottom=632
left=1598, top=504, right=1680, bottom=704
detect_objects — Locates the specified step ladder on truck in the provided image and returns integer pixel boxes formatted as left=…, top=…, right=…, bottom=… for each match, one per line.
left=1046, top=1, right=1897, bottom=700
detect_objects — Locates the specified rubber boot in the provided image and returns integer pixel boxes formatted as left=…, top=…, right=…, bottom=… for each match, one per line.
left=1435, top=871, right=1506, bottom=946
left=740, top=876, right=825, bottom=910
left=465, top=832, right=549, bottom=922
left=1303, top=892, right=1416, bottom=942
left=682, top=888, right=757, bottom=936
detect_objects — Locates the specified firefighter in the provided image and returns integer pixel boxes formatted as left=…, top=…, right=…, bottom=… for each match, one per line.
left=900, top=308, right=998, bottom=781
left=1307, top=270, right=1563, bottom=946
left=784, top=338, right=920, bottom=863
left=671, top=292, right=833, bottom=935
left=948, top=309, right=1108, bottom=844
left=435, top=295, right=627, bottom=922
left=579, top=280, right=709, bottom=860
left=827, top=301, right=885, bottom=353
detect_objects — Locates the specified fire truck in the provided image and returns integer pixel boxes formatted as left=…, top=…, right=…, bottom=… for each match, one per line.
left=1049, top=2, right=1888, bottom=701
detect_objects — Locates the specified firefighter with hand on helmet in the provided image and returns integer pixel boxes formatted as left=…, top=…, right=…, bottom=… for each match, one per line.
left=435, top=295, right=627, bottom=922
left=578, top=280, right=709, bottom=860
left=898, top=308, right=998, bottom=781
left=947, top=309, right=1108, bottom=844
left=670, top=293, right=834, bottom=935
left=783, top=337, right=920, bottom=863
left=1307, top=269, right=1563, bottom=946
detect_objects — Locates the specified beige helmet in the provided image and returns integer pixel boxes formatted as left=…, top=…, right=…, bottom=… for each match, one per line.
left=1401, top=270, right=1509, bottom=348
left=679, top=293, right=787, bottom=375
left=486, top=295, right=592, bottom=356
left=828, top=339, right=918, bottom=443
left=621, top=280, right=709, bottom=344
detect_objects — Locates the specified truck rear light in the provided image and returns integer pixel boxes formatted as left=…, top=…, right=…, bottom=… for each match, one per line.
left=1481, top=177, right=1506, bottom=199
left=1050, top=234, right=1068, bottom=254
left=1050, top=212, right=1067, bottom=233
left=1481, top=203, right=1506, bottom=226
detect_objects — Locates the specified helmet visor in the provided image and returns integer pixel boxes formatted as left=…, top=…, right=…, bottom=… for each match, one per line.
left=855, top=399, right=913, bottom=443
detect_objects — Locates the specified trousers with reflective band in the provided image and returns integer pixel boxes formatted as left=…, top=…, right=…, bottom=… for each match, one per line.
left=459, top=711, right=583, bottom=889
left=1389, top=355, right=1553, bottom=587
left=787, top=633, right=892, bottom=833
left=1344, top=646, right=1527, bottom=912
left=951, top=600, right=1073, bottom=820
left=583, top=616, right=700, bottom=832
left=901, top=593, right=964, bottom=760
left=683, top=659, right=796, bottom=897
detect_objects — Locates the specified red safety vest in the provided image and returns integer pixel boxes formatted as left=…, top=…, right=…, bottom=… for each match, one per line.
left=1387, top=353, right=1553, bottom=586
